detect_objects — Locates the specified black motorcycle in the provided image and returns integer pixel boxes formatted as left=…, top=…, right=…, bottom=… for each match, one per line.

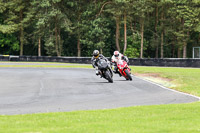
left=97, top=59, right=113, bottom=83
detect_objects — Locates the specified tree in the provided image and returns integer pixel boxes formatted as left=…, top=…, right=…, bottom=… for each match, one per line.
left=0, top=0, right=199, bottom=58
left=0, top=32, right=19, bottom=55
left=0, top=0, right=31, bottom=56
left=0, top=3, right=19, bottom=55
left=133, top=0, right=153, bottom=58
left=68, top=0, right=92, bottom=57
left=103, top=1, right=122, bottom=52
left=167, top=0, right=200, bottom=58
left=31, top=0, right=71, bottom=56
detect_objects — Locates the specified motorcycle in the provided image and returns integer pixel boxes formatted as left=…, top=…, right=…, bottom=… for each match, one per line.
left=96, top=59, right=113, bottom=83
left=116, top=59, right=132, bottom=81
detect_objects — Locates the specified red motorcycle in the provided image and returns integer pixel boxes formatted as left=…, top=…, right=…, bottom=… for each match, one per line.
left=116, top=59, right=132, bottom=80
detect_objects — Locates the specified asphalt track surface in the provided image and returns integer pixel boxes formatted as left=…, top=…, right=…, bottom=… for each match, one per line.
left=0, top=65, right=199, bottom=115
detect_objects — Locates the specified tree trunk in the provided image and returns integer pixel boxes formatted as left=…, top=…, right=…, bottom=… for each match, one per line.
left=199, top=33, right=200, bottom=43
left=38, top=37, right=41, bottom=56
left=134, top=20, right=136, bottom=31
left=58, top=28, right=62, bottom=56
left=140, top=18, right=144, bottom=58
left=178, top=47, right=181, bottom=58
left=156, top=43, right=158, bottom=58
left=199, top=33, right=200, bottom=44
left=115, top=16, right=120, bottom=52
left=77, top=35, right=81, bottom=57
left=160, top=5, right=164, bottom=58
left=161, top=31, right=164, bottom=58
left=155, top=0, right=159, bottom=58
left=55, top=16, right=60, bottom=56
left=20, top=10, right=24, bottom=56
left=183, top=42, right=187, bottom=58
left=123, top=13, right=127, bottom=54
left=77, top=7, right=81, bottom=57
left=183, top=31, right=189, bottom=58
left=182, top=18, right=188, bottom=58
left=172, top=42, right=175, bottom=58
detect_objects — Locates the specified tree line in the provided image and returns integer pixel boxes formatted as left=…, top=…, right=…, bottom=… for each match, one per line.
left=0, top=0, right=199, bottom=58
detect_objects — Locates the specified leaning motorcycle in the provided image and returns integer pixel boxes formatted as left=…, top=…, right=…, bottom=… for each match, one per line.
left=116, top=59, right=132, bottom=81
left=96, top=59, right=113, bottom=83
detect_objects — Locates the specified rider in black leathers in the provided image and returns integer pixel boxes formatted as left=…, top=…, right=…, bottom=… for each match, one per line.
left=91, top=50, right=109, bottom=76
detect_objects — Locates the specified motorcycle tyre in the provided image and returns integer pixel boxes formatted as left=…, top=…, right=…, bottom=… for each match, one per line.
left=105, top=70, right=113, bottom=83
left=125, top=69, right=132, bottom=81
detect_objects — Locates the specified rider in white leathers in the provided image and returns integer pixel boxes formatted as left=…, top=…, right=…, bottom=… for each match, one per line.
left=111, top=51, right=129, bottom=76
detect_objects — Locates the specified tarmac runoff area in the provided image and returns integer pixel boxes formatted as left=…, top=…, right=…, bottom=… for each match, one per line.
left=0, top=63, right=199, bottom=115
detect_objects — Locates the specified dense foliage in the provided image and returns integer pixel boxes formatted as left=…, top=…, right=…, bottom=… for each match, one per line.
left=0, top=0, right=199, bottom=58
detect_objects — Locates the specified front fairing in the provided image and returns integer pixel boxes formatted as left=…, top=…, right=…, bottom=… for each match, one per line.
left=97, top=59, right=108, bottom=70
left=117, top=60, right=131, bottom=77
left=117, top=60, right=127, bottom=70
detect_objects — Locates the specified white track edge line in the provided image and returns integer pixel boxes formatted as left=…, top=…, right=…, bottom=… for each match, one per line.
left=133, top=75, right=200, bottom=101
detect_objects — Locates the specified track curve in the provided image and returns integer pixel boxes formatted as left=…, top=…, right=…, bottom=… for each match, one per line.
left=0, top=67, right=198, bottom=115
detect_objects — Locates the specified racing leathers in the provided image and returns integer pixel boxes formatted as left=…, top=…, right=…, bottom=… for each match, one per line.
left=91, top=54, right=108, bottom=75
left=111, top=53, right=129, bottom=76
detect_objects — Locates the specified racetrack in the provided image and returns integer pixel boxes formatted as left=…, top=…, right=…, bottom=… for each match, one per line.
left=0, top=66, right=199, bottom=115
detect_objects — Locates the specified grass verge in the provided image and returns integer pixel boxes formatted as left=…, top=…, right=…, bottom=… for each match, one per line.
left=131, top=66, right=200, bottom=97
left=0, top=64, right=93, bottom=69
left=0, top=102, right=200, bottom=133
left=0, top=61, right=93, bottom=69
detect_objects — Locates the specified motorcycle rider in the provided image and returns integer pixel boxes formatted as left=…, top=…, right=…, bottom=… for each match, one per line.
left=111, top=51, right=129, bottom=76
left=91, top=50, right=109, bottom=76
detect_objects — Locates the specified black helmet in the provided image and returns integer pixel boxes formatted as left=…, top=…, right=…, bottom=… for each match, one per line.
left=93, top=50, right=99, bottom=58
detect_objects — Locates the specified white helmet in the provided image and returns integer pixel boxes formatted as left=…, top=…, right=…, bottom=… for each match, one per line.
left=114, top=51, right=119, bottom=58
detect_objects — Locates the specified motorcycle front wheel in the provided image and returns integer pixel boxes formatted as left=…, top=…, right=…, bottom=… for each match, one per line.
left=105, top=70, right=113, bottom=83
left=124, top=69, right=132, bottom=81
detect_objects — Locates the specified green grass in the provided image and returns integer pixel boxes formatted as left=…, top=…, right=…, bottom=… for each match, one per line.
left=0, top=61, right=93, bottom=69
left=0, top=62, right=200, bottom=133
left=0, top=61, right=89, bottom=65
left=131, top=66, right=200, bottom=97
left=0, top=64, right=93, bottom=69
left=0, top=102, right=200, bottom=133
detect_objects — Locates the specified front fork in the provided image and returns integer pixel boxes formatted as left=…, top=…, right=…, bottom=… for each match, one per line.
left=122, top=67, right=131, bottom=75
left=108, top=66, right=113, bottom=77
